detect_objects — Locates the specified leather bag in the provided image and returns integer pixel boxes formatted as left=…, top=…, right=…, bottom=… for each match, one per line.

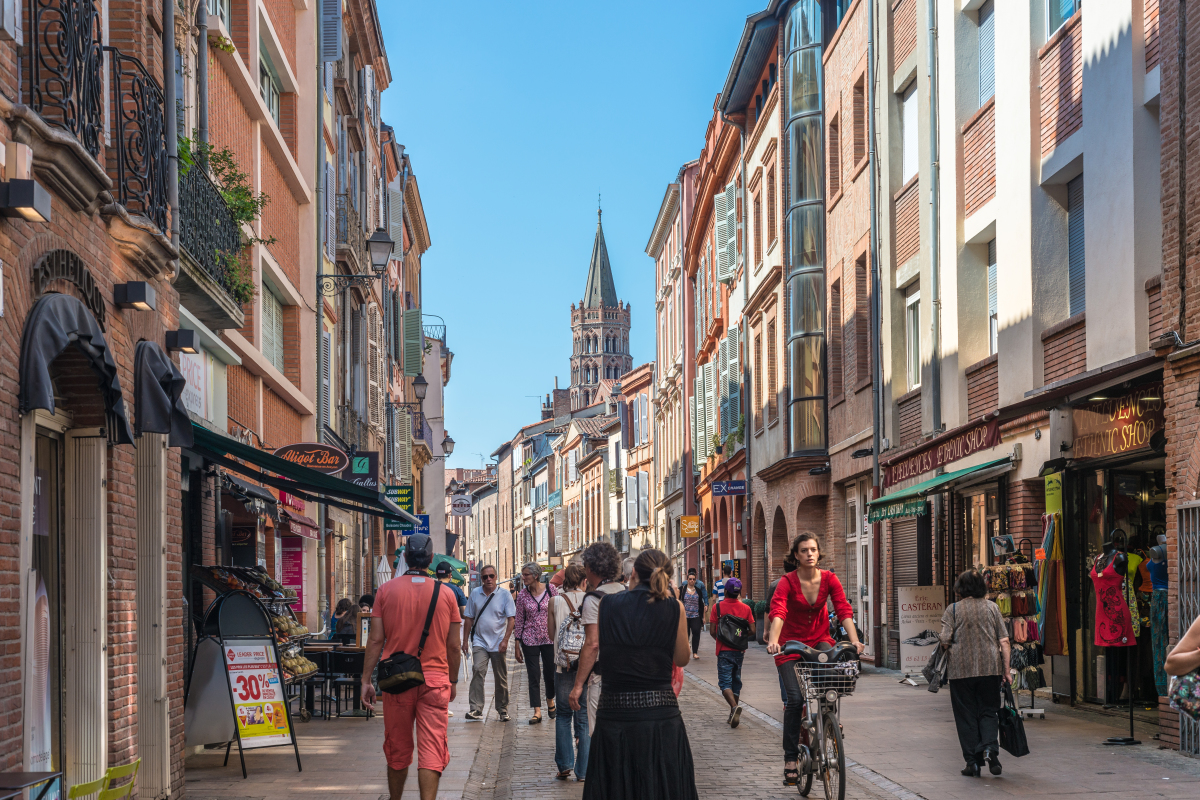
left=377, top=581, right=442, bottom=695
left=998, top=683, right=1031, bottom=757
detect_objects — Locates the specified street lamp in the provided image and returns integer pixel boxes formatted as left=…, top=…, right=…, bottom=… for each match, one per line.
left=367, top=227, right=394, bottom=272
left=442, top=434, right=455, bottom=456
left=412, top=373, right=429, bottom=402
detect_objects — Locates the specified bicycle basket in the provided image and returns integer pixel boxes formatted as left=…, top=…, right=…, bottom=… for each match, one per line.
left=794, top=659, right=860, bottom=698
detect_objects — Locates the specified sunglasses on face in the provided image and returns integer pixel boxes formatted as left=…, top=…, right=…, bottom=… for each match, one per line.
left=482, top=574, right=496, bottom=580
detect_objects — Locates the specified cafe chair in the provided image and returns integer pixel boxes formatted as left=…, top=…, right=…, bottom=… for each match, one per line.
left=67, top=777, right=107, bottom=799
left=98, top=759, right=140, bottom=800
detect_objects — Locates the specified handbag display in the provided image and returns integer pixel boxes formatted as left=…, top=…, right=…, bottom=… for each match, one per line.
left=1168, top=670, right=1200, bottom=721
left=998, top=683, right=1030, bottom=757
left=377, top=581, right=442, bottom=695
left=715, top=600, right=753, bottom=651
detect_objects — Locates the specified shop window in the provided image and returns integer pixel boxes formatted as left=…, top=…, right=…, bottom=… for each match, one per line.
left=966, top=489, right=1000, bottom=570
left=30, top=431, right=64, bottom=796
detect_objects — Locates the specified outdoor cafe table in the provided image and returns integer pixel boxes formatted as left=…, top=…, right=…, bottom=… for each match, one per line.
left=0, top=771, right=62, bottom=800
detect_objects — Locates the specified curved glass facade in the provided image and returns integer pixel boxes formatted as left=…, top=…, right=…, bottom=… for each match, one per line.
left=784, top=0, right=827, bottom=453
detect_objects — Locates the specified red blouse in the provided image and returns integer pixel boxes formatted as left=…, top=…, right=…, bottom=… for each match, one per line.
left=768, top=570, right=854, bottom=665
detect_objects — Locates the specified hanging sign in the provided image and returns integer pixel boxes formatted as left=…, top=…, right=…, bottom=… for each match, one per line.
left=1071, top=382, right=1164, bottom=461
left=1044, top=472, right=1063, bottom=515
left=386, top=485, right=414, bottom=532
left=450, top=495, right=472, bottom=516
left=415, top=514, right=430, bottom=537
left=897, top=586, right=945, bottom=676
left=680, top=515, right=700, bottom=538
left=883, top=418, right=1002, bottom=487
left=273, top=443, right=349, bottom=474
left=223, top=640, right=293, bottom=748
left=712, top=480, right=747, bottom=496
left=867, top=498, right=928, bottom=523
left=344, top=451, right=379, bottom=491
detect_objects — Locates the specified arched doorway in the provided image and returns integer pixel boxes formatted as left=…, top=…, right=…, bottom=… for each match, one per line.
left=752, top=503, right=767, bottom=600
left=718, top=499, right=729, bottom=562
left=770, top=506, right=790, bottom=582
left=796, top=495, right=828, bottom=565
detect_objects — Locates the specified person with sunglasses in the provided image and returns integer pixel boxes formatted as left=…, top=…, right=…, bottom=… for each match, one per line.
left=462, top=565, right=516, bottom=721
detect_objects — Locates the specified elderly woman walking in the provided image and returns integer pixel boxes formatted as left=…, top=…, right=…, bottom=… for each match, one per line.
left=514, top=562, right=558, bottom=724
left=939, top=569, right=1012, bottom=777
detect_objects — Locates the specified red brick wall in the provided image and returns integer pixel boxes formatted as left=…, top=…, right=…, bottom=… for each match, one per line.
left=282, top=305, right=301, bottom=386
left=892, top=0, right=917, bottom=70
left=1147, top=275, right=1163, bottom=343
left=263, top=388, right=301, bottom=451
left=894, top=177, right=920, bottom=266
left=262, top=151, right=300, bottom=288
left=1042, top=313, right=1086, bottom=384
left=1039, top=12, right=1083, bottom=156
left=1007, top=478, right=1045, bottom=545
left=962, top=99, right=996, bottom=216
left=227, top=364, right=260, bottom=434
left=263, top=0, right=297, bottom=74
left=966, top=354, right=999, bottom=419
left=898, top=389, right=921, bottom=445
left=208, top=56, right=255, bottom=161
left=1145, top=0, right=1161, bottom=72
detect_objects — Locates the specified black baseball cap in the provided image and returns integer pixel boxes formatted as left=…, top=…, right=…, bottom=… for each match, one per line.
left=407, top=534, right=434, bottom=569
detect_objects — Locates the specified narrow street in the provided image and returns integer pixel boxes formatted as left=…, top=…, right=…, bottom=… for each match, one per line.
left=186, top=643, right=1200, bottom=800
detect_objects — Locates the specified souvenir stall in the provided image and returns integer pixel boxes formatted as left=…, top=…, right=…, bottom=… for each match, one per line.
left=982, top=554, right=1046, bottom=715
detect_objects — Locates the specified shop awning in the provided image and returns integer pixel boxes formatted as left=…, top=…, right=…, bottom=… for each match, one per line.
left=134, top=340, right=192, bottom=448
left=224, top=473, right=280, bottom=521
left=282, top=510, right=320, bottom=540
left=867, top=457, right=1014, bottom=523
left=189, top=422, right=418, bottom=525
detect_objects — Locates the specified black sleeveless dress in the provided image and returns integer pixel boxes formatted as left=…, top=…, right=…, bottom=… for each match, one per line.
left=582, top=584, right=698, bottom=800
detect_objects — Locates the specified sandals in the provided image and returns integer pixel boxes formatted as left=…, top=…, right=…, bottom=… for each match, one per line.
left=555, top=770, right=572, bottom=781
left=548, top=703, right=557, bottom=720
left=784, top=767, right=800, bottom=786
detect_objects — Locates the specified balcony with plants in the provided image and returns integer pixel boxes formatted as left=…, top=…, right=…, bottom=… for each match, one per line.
left=13, top=0, right=176, bottom=275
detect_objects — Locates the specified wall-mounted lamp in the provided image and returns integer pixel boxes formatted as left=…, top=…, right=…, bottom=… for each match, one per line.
left=166, top=329, right=199, bottom=353
left=442, top=434, right=455, bottom=456
left=412, top=373, right=429, bottom=402
left=0, top=179, right=51, bottom=223
left=115, top=282, right=156, bottom=311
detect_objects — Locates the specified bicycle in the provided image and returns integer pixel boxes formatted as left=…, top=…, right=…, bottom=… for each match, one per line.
left=782, top=640, right=860, bottom=800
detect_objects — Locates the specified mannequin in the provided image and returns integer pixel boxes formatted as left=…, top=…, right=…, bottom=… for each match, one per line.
left=1148, top=540, right=1170, bottom=696
left=1089, top=531, right=1134, bottom=647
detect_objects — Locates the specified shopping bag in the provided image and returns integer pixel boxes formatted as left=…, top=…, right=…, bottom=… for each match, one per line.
left=998, top=684, right=1030, bottom=757
left=671, top=664, right=684, bottom=697
left=1168, top=670, right=1200, bottom=721
left=921, top=646, right=949, bottom=692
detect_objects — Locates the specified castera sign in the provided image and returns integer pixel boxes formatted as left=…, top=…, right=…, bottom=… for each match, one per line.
left=883, top=418, right=1002, bottom=488
left=1071, top=382, right=1163, bottom=461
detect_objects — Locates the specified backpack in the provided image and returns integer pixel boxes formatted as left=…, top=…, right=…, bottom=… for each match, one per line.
left=554, top=593, right=587, bottom=670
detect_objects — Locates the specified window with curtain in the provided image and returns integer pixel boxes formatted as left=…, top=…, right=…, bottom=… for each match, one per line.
left=906, top=284, right=921, bottom=390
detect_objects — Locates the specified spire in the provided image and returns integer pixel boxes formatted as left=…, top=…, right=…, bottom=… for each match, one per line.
left=582, top=208, right=618, bottom=309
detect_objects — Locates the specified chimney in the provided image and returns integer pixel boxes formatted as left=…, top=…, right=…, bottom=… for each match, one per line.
left=555, top=376, right=559, bottom=389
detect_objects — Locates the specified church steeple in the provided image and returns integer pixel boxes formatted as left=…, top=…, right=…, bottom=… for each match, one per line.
left=581, top=208, right=618, bottom=309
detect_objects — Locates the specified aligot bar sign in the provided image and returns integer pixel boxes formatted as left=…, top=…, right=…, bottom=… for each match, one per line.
left=884, top=418, right=1002, bottom=487
left=273, top=443, right=349, bottom=474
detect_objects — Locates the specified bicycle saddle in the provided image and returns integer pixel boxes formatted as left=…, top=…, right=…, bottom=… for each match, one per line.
left=782, top=640, right=859, bottom=663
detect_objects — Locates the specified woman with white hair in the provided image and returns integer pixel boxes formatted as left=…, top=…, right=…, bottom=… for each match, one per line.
left=514, top=561, right=558, bottom=723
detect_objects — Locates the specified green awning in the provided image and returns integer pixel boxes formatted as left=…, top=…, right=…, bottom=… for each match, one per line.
left=867, top=457, right=1013, bottom=523
left=189, top=422, right=417, bottom=525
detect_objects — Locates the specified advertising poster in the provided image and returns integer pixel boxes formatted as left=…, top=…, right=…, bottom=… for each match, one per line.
left=386, top=485, right=414, bottom=531
left=223, top=640, right=293, bottom=749
left=897, top=586, right=946, bottom=675
left=179, top=350, right=208, bottom=418
left=280, top=537, right=307, bottom=613
left=680, top=516, right=700, bottom=538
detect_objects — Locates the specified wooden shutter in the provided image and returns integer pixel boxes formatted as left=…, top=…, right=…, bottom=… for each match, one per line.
left=852, top=79, right=866, bottom=164
left=389, top=187, right=404, bottom=258
left=855, top=257, right=870, bottom=385
left=830, top=280, right=843, bottom=398
left=637, top=470, right=649, bottom=527
left=704, top=361, right=716, bottom=451
left=828, top=115, right=841, bottom=197
left=987, top=239, right=998, bottom=318
left=324, top=63, right=333, bottom=101
left=640, top=392, right=649, bottom=445
left=322, top=329, right=332, bottom=424
left=726, top=325, right=740, bottom=434
left=625, top=476, right=637, bottom=530
left=767, top=319, right=778, bottom=422
left=1068, top=175, right=1085, bottom=316
left=396, top=407, right=412, bottom=483
left=714, top=190, right=729, bottom=281
left=325, top=163, right=336, bottom=261
left=724, top=181, right=738, bottom=278
left=403, top=308, right=423, bottom=376
left=690, top=393, right=699, bottom=466
left=978, top=0, right=995, bottom=105
left=718, top=337, right=729, bottom=435
left=319, top=0, right=342, bottom=61
left=619, top=399, right=630, bottom=449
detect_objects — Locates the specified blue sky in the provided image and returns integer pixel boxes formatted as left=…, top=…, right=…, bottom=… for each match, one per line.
left=377, top=0, right=764, bottom=470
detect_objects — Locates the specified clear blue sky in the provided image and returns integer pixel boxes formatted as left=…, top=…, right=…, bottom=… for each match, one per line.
left=377, top=0, right=764, bottom=471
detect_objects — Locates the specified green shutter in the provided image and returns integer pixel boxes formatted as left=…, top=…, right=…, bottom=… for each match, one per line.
left=403, top=308, right=423, bottom=376
left=727, top=325, right=740, bottom=438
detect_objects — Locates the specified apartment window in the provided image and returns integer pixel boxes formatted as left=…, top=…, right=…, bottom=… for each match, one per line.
left=767, top=167, right=777, bottom=244
left=987, top=239, right=998, bottom=355
left=787, top=268, right=826, bottom=451
left=905, top=284, right=921, bottom=390
left=828, top=113, right=841, bottom=197
left=855, top=254, right=870, bottom=385
left=753, top=193, right=762, bottom=266
left=261, top=287, right=286, bottom=373
left=208, top=0, right=230, bottom=26
left=754, top=332, right=763, bottom=431
left=766, top=317, right=779, bottom=423
left=1048, top=0, right=1080, bottom=37
left=852, top=76, right=866, bottom=165
left=1067, top=175, right=1085, bottom=316
left=978, top=0, right=995, bottom=106
left=830, top=277, right=843, bottom=399
left=900, top=82, right=918, bottom=183
left=259, top=49, right=282, bottom=125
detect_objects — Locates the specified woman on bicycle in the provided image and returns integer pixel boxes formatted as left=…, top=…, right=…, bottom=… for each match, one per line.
left=766, top=533, right=864, bottom=787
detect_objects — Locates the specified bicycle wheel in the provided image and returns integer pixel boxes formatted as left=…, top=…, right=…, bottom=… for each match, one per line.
left=819, top=711, right=846, bottom=800
left=798, top=770, right=814, bottom=796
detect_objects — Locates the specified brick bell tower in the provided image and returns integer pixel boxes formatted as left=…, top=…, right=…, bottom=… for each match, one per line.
left=570, top=208, right=632, bottom=410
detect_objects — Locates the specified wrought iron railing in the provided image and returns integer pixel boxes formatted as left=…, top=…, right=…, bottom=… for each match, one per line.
left=179, top=160, right=242, bottom=299
left=105, top=47, right=167, bottom=232
left=336, top=193, right=365, bottom=261
left=423, top=324, right=447, bottom=347
left=28, top=0, right=105, bottom=158
left=411, top=409, right=433, bottom=445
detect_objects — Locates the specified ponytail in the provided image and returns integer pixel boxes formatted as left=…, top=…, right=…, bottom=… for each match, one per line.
left=633, top=549, right=673, bottom=602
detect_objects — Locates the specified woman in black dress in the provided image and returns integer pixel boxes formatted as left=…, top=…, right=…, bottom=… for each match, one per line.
left=581, top=548, right=697, bottom=800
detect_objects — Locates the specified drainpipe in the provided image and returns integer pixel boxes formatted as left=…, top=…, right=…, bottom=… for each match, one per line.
left=197, top=2, right=208, bottom=148
left=316, top=16, right=328, bottom=620
left=164, top=0, right=179, bottom=280
left=926, top=0, right=942, bottom=433
left=867, top=0, right=884, bottom=663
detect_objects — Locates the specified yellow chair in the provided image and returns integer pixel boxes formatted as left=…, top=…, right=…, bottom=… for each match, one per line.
left=97, top=760, right=140, bottom=800
left=67, top=776, right=108, bottom=799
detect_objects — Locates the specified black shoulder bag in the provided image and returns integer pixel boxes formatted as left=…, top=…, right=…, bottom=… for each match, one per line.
left=377, top=581, right=442, bottom=695
left=715, top=600, right=753, bottom=651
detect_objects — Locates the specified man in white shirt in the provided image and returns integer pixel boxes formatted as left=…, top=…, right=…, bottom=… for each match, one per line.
left=461, top=565, right=516, bottom=721
left=568, top=541, right=624, bottom=734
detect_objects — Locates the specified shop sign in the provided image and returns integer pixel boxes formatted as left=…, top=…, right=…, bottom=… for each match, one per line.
left=867, top=498, right=928, bottom=523
left=712, top=480, right=746, bottom=496
left=344, top=451, right=379, bottom=490
left=273, top=443, right=349, bottom=474
left=179, top=350, right=208, bottom=418
left=883, top=419, right=1002, bottom=487
left=723, top=559, right=740, bottom=578
left=222, top=641, right=293, bottom=748
left=32, top=249, right=107, bottom=330
left=415, top=514, right=430, bottom=537
left=281, top=537, right=307, bottom=612
left=897, top=586, right=946, bottom=675
left=450, top=495, right=472, bottom=516
left=1044, top=472, right=1063, bottom=515
left=284, top=514, right=319, bottom=541
left=680, top=515, right=700, bottom=538
left=278, top=491, right=304, bottom=513
left=386, top=485, right=414, bottom=532
left=1071, top=382, right=1164, bottom=461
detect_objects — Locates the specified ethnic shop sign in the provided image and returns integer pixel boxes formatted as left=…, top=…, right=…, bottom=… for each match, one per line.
left=1071, top=383, right=1163, bottom=460
left=884, top=419, right=1002, bottom=487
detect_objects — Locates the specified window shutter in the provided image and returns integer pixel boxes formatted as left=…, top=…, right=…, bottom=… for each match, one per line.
left=987, top=239, right=998, bottom=318
left=389, top=188, right=404, bottom=258
left=724, top=181, right=738, bottom=278
left=274, top=299, right=284, bottom=373
left=978, top=0, right=995, bottom=105
left=714, top=191, right=729, bottom=281
left=625, top=476, right=637, bottom=530
left=619, top=399, right=630, bottom=450
left=261, top=291, right=276, bottom=367
left=718, top=337, right=729, bottom=436
left=324, top=63, right=333, bottom=101
left=403, top=308, right=423, bottom=376
left=325, top=163, right=336, bottom=262
left=1067, top=175, right=1085, bottom=316
left=368, top=306, right=381, bottom=427
left=396, top=407, right=412, bottom=483
left=640, top=392, right=649, bottom=445
left=726, top=325, right=740, bottom=436
left=319, top=0, right=342, bottom=61
left=322, top=330, right=332, bottom=425
left=690, top=392, right=698, bottom=466
left=704, top=362, right=716, bottom=452
left=637, top=470, right=649, bottom=527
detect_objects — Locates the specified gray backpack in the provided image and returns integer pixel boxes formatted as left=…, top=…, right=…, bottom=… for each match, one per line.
left=554, top=594, right=586, bottom=670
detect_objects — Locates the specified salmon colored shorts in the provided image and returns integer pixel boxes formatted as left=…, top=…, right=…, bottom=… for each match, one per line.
left=382, top=679, right=452, bottom=772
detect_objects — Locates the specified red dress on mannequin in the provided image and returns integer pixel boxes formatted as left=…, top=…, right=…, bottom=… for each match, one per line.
left=1090, top=556, right=1135, bottom=646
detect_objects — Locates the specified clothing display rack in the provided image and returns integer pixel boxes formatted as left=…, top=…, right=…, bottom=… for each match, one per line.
left=984, top=554, right=1046, bottom=718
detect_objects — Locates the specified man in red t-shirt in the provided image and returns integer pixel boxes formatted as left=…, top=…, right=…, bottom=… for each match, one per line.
left=709, top=577, right=754, bottom=727
left=362, top=534, right=462, bottom=800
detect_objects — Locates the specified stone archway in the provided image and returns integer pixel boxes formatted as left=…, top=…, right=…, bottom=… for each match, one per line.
left=795, top=495, right=829, bottom=567
left=753, top=502, right=768, bottom=601
left=770, top=506, right=790, bottom=583
left=718, top=499, right=729, bottom=560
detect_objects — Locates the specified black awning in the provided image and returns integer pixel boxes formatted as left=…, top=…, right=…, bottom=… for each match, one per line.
left=190, top=422, right=415, bottom=524
left=134, top=340, right=193, bottom=448
left=20, top=293, right=133, bottom=444
left=224, top=472, right=280, bottom=521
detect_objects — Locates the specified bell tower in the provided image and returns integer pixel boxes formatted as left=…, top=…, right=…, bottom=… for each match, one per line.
left=570, top=208, right=632, bottom=410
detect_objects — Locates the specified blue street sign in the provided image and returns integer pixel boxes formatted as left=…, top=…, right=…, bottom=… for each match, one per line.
left=415, top=514, right=430, bottom=537
left=712, top=480, right=747, bottom=496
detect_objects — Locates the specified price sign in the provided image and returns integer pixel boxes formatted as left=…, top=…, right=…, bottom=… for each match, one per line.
left=223, top=639, right=293, bottom=748
left=1035, top=548, right=1047, bottom=561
